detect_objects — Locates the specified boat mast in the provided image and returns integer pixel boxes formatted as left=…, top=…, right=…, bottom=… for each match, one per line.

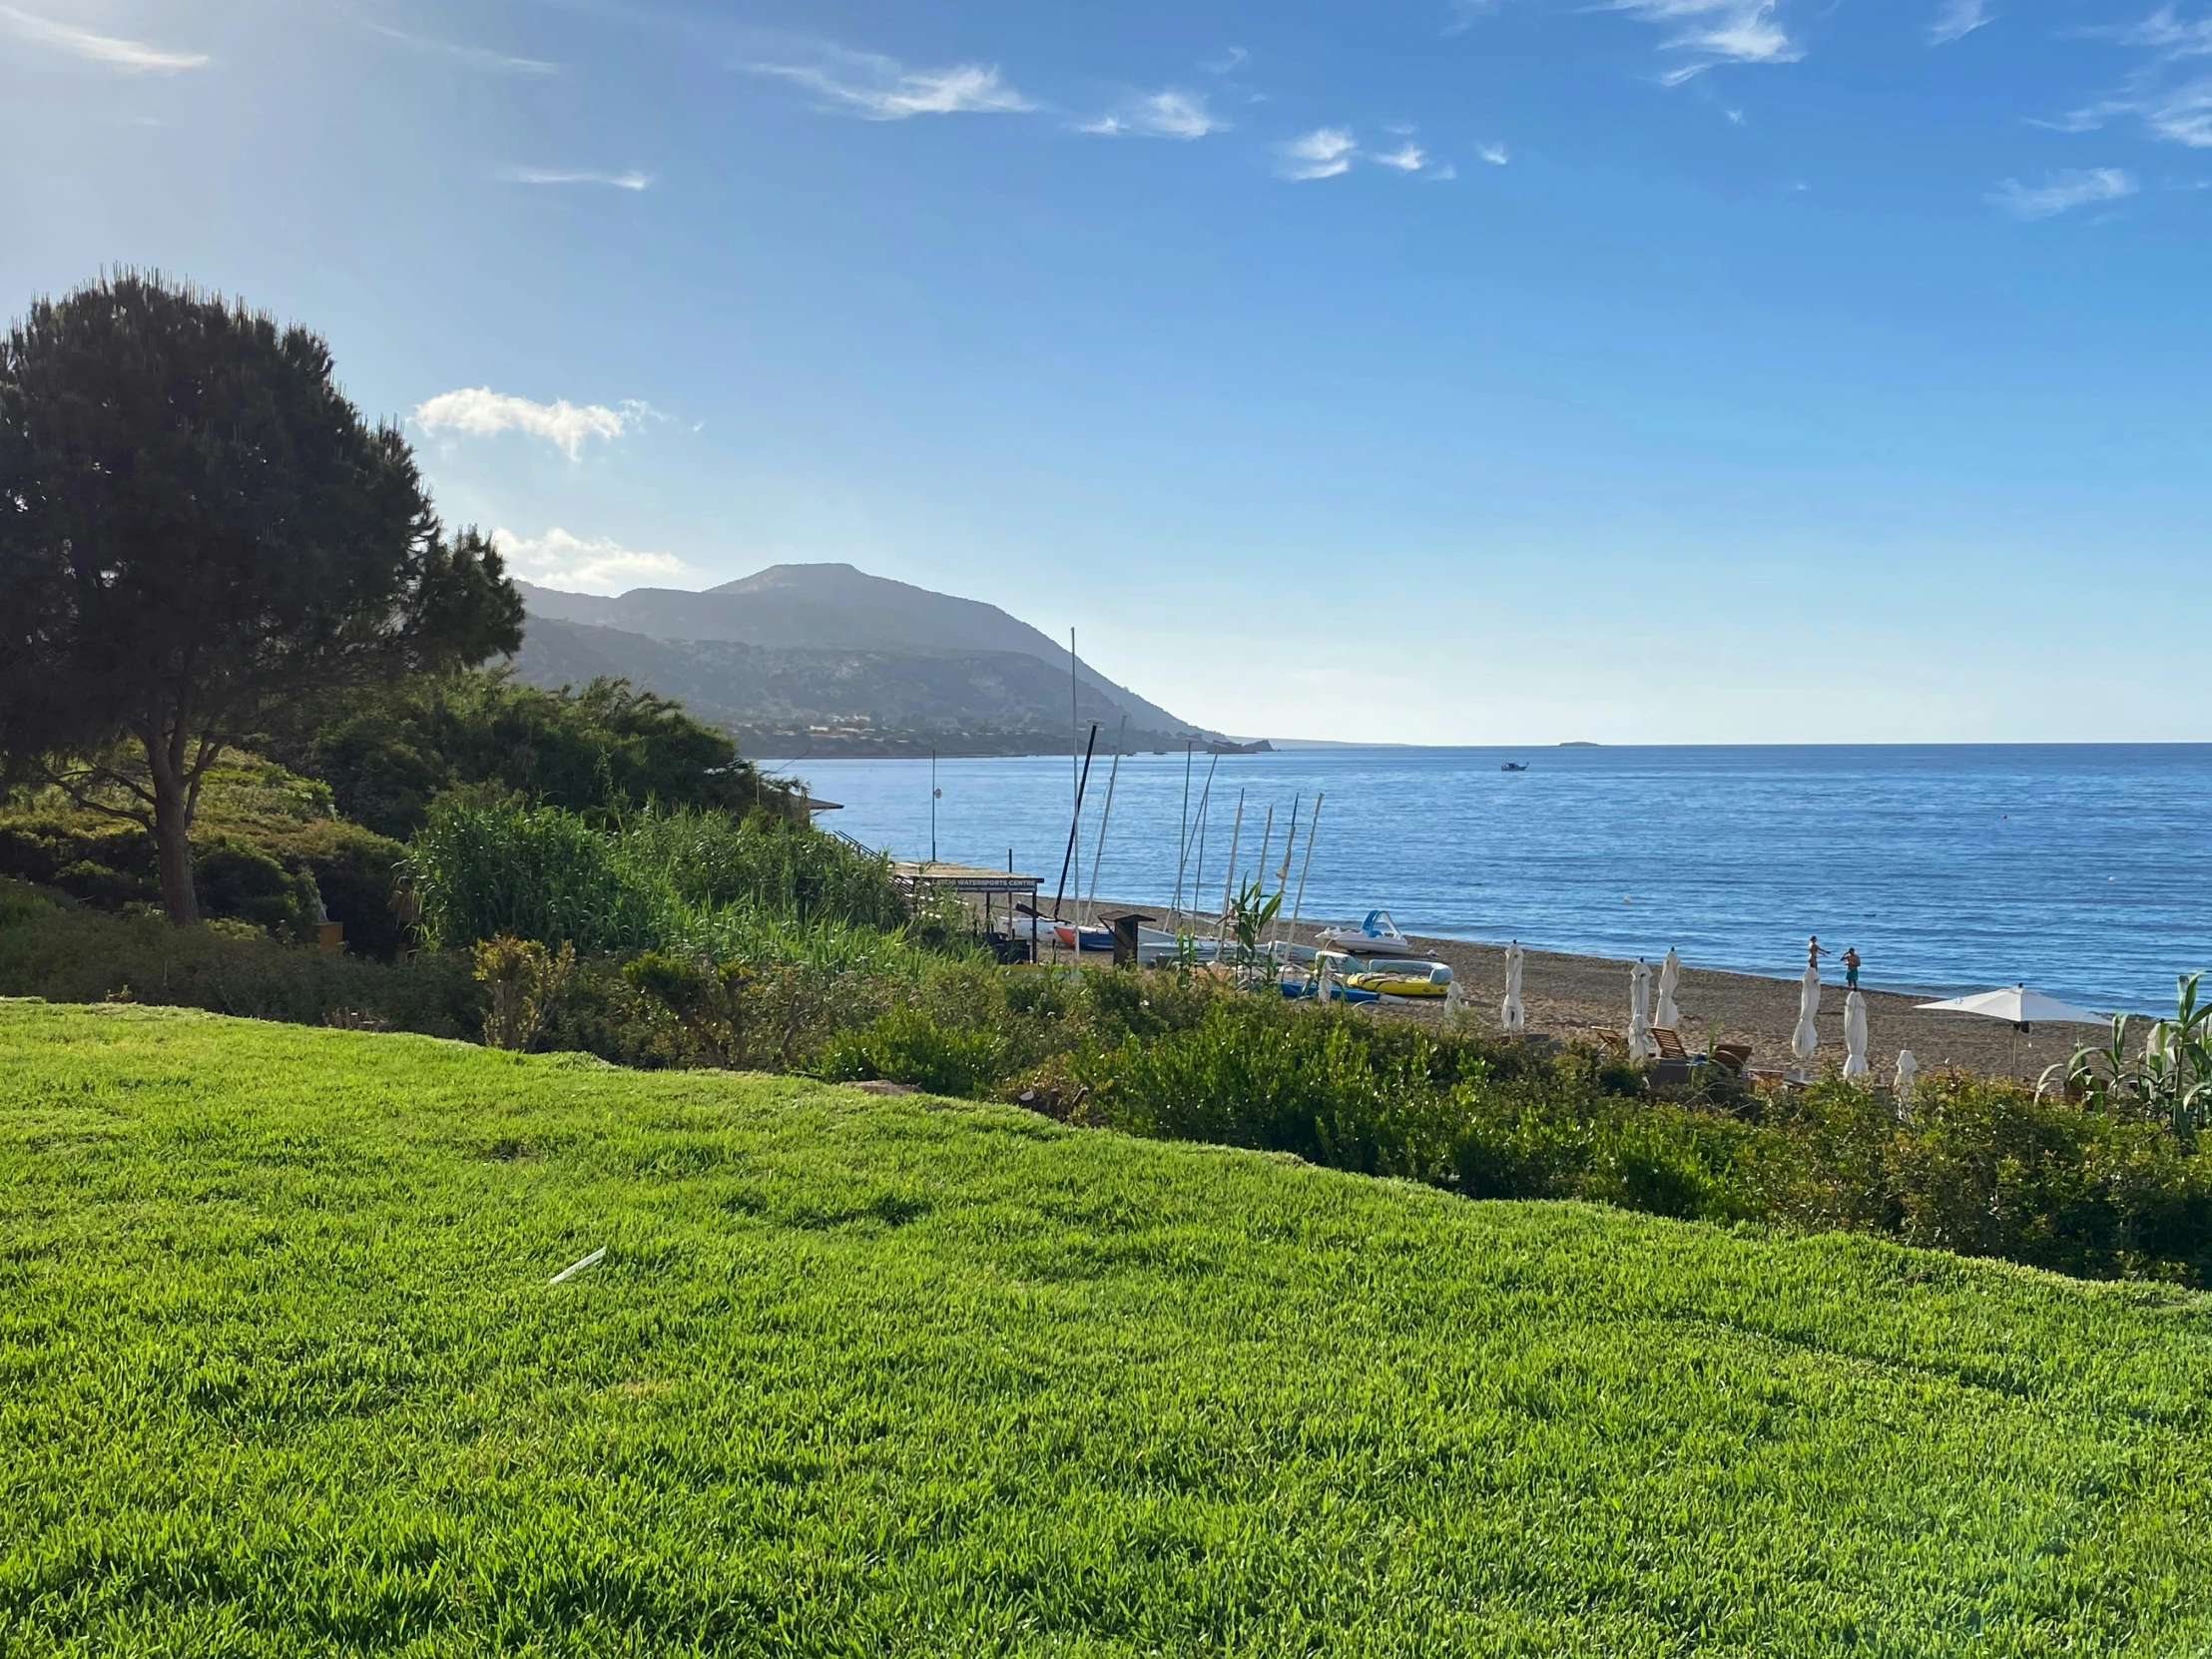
left=1082, top=716, right=1128, bottom=928
left=1187, top=755, right=1217, bottom=937
left=1172, top=742, right=1194, bottom=926
left=1214, top=789, right=1245, bottom=947
left=1052, top=722, right=1099, bottom=924
left=1285, top=793, right=1324, bottom=953
left=1068, top=628, right=1080, bottom=926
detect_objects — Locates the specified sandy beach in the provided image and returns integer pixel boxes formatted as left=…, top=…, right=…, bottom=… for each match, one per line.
left=1060, top=902, right=2110, bottom=1083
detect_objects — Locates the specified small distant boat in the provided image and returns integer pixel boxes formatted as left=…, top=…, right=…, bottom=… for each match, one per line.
left=1499, top=762, right=1528, bottom=772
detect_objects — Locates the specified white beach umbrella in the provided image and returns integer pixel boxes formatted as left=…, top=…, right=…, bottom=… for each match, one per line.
left=1843, top=990, right=1870, bottom=1078
left=1655, top=947, right=1682, bottom=1029
left=1316, top=954, right=1337, bottom=1004
left=1500, top=941, right=1525, bottom=1034
left=1913, top=985, right=2108, bottom=1027
left=1628, top=960, right=1653, bottom=1061
left=1443, top=978, right=1464, bottom=1021
left=1894, top=1048, right=1919, bottom=1096
left=1915, top=983, right=2107, bottom=1076
left=1791, top=964, right=1822, bottom=1065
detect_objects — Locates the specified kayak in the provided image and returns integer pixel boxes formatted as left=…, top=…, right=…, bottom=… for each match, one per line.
left=1347, top=967, right=1451, bottom=998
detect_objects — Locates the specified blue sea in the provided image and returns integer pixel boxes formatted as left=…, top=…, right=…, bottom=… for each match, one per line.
left=789, top=746, right=2212, bottom=1013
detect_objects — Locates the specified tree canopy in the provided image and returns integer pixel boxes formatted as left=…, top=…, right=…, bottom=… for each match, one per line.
left=0, top=271, right=521, bottom=921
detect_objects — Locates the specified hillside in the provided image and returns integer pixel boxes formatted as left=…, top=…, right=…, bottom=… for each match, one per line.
left=5, top=1000, right=2210, bottom=1654
left=513, top=563, right=1252, bottom=757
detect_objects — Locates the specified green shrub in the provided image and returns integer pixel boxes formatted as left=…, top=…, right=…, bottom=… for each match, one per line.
left=818, top=1005, right=1013, bottom=1097
left=275, top=668, right=800, bottom=840
left=0, top=901, right=479, bottom=1035
left=403, top=795, right=674, bottom=953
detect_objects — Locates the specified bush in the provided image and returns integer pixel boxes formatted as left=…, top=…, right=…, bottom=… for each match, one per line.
left=404, top=796, right=671, bottom=953
left=0, top=899, right=479, bottom=1035
left=0, top=756, right=410, bottom=955
left=402, top=798, right=910, bottom=957
left=274, top=668, right=800, bottom=840
left=818, top=1006, right=1013, bottom=1098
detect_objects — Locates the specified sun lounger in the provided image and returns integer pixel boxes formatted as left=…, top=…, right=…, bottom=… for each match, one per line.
left=1711, top=1042, right=1753, bottom=1077
left=1649, top=1026, right=1692, bottom=1061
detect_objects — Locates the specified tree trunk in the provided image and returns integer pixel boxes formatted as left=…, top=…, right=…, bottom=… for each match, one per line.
left=145, top=733, right=201, bottom=925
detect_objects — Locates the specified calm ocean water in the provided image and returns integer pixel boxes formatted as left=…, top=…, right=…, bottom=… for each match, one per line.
left=788, top=746, right=2212, bottom=1012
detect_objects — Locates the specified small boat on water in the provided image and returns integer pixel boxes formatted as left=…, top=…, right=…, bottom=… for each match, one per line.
left=1500, top=762, right=1528, bottom=772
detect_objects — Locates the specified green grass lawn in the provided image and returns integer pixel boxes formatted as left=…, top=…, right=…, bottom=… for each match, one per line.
left=3, top=1002, right=2211, bottom=1656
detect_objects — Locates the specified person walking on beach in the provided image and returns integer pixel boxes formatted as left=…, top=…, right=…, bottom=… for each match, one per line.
left=1842, top=946, right=1862, bottom=991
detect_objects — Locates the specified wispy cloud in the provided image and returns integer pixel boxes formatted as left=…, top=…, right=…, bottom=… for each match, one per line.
left=749, top=47, right=1033, bottom=119
left=2053, top=10, right=2212, bottom=146
left=1202, top=46, right=1248, bottom=74
left=495, top=527, right=690, bottom=594
left=1277, top=128, right=1455, bottom=180
left=1596, top=0, right=1800, bottom=83
left=1989, top=167, right=2139, bottom=218
left=0, top=5, right=206, bottom=71
left=364, top=22, right=557, bottom=75
left=1475, top=141, right=1511, bottom=164
left=2057, top=78, right=2212, bottom=146
left=413, top=388, right=652, bottom=458
left=2102, top=6, right=2212, bottom=57
left=499, top=167, right=654, bottom=190
left=1928, top=0, right=1991, bottom=45
left=1077, top=89, right=1223, bottom=139
left=1278, top=127, right=1359, bottom=180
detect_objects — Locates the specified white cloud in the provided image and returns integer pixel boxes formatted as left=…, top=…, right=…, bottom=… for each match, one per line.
left=2106, top=6, right=2212, bottom=57
left=1476, top=141, right=1511, bottom=164
left=1989, top=167, right=2139, bottom=218
left=499, top=167, right=654, bottom=190
left=1078, top=88, right=1222, bottom=139
left=1928, top=0, right=1991, bottom=45
left=1599, top=0, right=1800, bottom=82
left=1374, top=142, right=1426, bottom=172
left=363, top=22, right=557, bottom=75
left=0, top=5, right=205, bottom=71
left=412, top=388, right=651, bottom=458
left=494, top=527, right=691, bottom=595
left=2060, top=78, right=2212, bottom=146
left=1278, top=127, right=1358, bottom=180
left=1202, top=46, right=1248, bottom=73
left=749, top=48, right=1033, bottom=119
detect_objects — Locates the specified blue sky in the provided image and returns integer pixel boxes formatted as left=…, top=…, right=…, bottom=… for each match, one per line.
left=4, top=0, right=2208, bottom=743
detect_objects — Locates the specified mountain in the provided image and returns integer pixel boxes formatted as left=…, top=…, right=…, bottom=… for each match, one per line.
left=511, top=564, right=1254, bottom=758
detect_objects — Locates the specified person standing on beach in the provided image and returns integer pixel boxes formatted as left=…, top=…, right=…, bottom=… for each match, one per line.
left=1842, top=946, right=1862, bottom=990
left=1808, top=935, right=1829, bottom=972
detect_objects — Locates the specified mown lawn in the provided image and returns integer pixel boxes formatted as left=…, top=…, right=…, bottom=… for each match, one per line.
left=2, top=1001, right=2209, bottom=1656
